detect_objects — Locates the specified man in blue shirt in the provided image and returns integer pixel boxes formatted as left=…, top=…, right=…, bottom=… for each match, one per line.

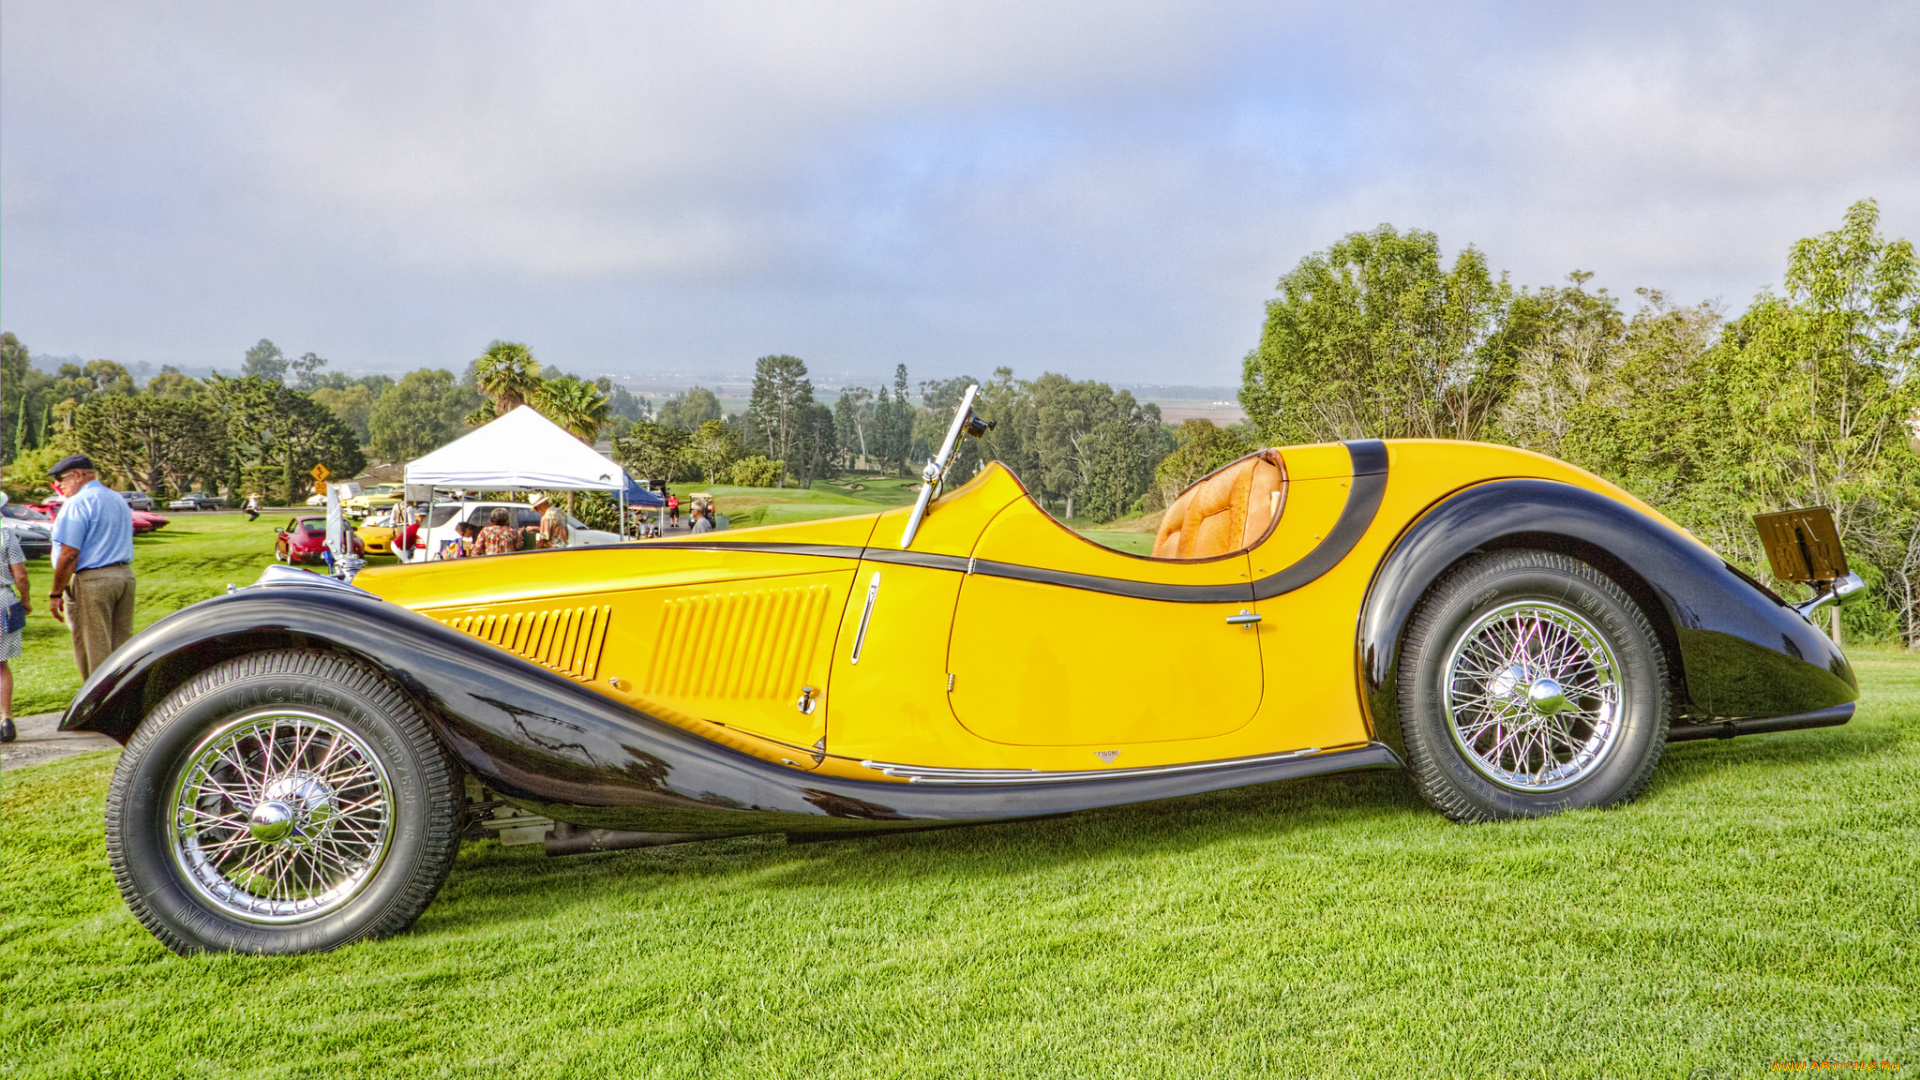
left=46, top=455, right=137, bottom=679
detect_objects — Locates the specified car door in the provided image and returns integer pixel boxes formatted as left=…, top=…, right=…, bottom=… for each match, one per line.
left=943, top=497, right=1263, bottom=749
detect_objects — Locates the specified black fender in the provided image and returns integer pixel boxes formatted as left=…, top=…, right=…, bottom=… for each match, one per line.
left=1357, top=479, right=1857, bottom=731
left=64, top=578, right=1399, bottom=837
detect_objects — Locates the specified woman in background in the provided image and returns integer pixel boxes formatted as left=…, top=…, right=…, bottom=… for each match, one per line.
left=0, top=509, right=30, bottom=743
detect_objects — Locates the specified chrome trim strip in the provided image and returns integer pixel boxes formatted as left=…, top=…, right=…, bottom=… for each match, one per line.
left=850, top=571, right=881, bottom=665
left=861, top=746, right=1326, bottom=784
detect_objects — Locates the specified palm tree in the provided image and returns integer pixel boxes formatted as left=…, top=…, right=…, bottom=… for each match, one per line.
left=470, top=341, right=542, bottom=418
left=533, top=376, right=612, bottom=444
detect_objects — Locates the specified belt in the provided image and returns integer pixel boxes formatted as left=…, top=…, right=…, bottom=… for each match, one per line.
left=76, top=561, right=131, bottom=572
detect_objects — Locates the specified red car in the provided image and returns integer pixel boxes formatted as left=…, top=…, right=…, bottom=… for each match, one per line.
left=131, top=510, right=170, bottom=534
left=275, top=515, right=366, bottom=565
left=31, top=500, right=168, bottom=534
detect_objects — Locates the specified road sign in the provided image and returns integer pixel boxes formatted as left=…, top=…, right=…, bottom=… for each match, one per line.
left=310, top=463, right=331, bottom=483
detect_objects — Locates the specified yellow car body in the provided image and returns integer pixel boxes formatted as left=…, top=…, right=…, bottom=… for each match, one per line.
left=65, top=434, right=1862, bottom=956
left=346, top=439, right=1768, bottom=776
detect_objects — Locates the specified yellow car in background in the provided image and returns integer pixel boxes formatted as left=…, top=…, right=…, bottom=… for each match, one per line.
left=344, top=483, right=405, bottom=514
left=354, top=508, right=418, bottom=556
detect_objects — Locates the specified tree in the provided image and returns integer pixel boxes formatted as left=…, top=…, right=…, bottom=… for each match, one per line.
left=656, top=386, right=722, bottom=431
left=290, top=351, right=329, bottom=390
left=870, top=365, right=917, bottom=474
left=74, top=396, right=227, bottom=497
left=206, top=375, right=366, bottom=502
left=532, top=375, right=613, bottom=443
left=312, top=385, right=376, bottom=443
left=685, top=419, right=742, bottom=484
left=604, top=382, right=649, bottom=422
left=727, top=455, right=783, bottom=487
left=1714, top=200, right=1919, bottom=640
left=1242, top=224, right=1515, bottom=445
left=793, top=402, right=838, bottom=488
left=243, top=339, right=289, bottom=383
left=1, top=332, right=37, bottom=462
left=367, top=369, right=480, bottom=461
left=744, top=355, right=814, bottom=486
left=1151, top=420, right=1252, bottom=510
left=467, top=340, right=542, bottom=423
left=833, top=386, right=876, bottom=469
left=146, top=365, right=205, bottom=400
left=612, top=421, right=689, bottom=484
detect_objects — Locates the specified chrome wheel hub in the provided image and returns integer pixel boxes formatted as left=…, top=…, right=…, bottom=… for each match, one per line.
left=1443, top=602, right=1624, bottom=792
left=168, top=710, right=393, bottom=924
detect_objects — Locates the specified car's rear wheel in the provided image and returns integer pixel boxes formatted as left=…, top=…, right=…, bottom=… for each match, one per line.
left=105, top=650, right=462, bottom=955
left=1397, top=549, right=1669, bottom=823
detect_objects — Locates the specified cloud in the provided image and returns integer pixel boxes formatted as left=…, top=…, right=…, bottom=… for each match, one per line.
left=2, top=0, right=1915, bottom=381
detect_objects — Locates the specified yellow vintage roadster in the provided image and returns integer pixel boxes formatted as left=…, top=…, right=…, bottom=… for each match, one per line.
left=65, top=388, right=1861, bottom=954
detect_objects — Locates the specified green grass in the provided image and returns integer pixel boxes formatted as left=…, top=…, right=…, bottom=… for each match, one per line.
left=8, top=514, right=390, bottom=716
left=4, top=650, right=1914, bottom=1077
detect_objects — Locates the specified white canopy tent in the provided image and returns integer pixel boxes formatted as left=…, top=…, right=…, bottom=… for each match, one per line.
left=405, top=405, right=627, bottom=492
left=404, top=405, right=633, bottom=549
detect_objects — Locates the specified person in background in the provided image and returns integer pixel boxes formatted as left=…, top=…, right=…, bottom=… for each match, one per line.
left=1, top=496, right=30, bottom=744
left=533, top=494, right=569, bottom=549
left=45, top=454, right=136, bottom=681
left=666, top=492, right=680, bottom=529
left=690, top=505, right=714, bottom=534
left=243, top=492, right=262, bottom=521
left=439, top=521, right=481, bottom=559
left=476, top=507, right=519, bottom=556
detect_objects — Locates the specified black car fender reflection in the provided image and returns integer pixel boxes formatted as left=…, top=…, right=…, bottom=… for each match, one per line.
left=63, top=586, right=1399, bottom=836
left=1356, top=479, right=1857, bottom=726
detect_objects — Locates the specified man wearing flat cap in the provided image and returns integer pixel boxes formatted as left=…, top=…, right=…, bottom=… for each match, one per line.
left=46, top=454, right=136, bottom=679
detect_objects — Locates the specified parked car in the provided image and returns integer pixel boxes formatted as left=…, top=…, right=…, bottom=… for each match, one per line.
left=274, top=515, right=367, bottom=565
left=130, top=510, right=171, bottom=535
left=64, top=389, right=1863, bottom=956
left=411, top=499, right=621, bottom=561
left=119, top=490, right=157, bottom=511
left=1, top=502, right=53, bottom=559
left=168, top=493, right=224, bottom=511
left=355, top=508, right=420, bottom=556
left=345, top=484, right=406, bottom=514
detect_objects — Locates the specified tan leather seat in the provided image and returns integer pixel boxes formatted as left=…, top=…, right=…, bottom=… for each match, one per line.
left=1151, top=450, right=1286, bottom=560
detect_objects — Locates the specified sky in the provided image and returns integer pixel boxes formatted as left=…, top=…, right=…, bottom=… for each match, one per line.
left=3, top=1, right=1916, bottom=387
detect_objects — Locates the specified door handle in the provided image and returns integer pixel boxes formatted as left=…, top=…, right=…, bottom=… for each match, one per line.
left=1226, top=610, right=1262, bottom=626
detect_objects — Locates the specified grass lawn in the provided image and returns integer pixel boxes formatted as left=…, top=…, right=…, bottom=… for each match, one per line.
left=7, top=513, right=388, bottom=717
left=4, top=643, right=1914, bottom=1077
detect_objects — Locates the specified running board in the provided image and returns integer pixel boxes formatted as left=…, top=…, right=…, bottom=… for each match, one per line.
left=1668, top=703, right=1854, bottom=743
left=860, top=744, right=1391, bottom=785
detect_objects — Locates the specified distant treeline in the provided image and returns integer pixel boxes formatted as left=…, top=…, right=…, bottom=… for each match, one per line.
left=5, top=201, right=1913, bottom=642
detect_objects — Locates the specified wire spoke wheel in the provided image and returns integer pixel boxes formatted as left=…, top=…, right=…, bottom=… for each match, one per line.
left=1443, top=601, right=1623, bottom=792
left=167, top=709, right=395, bottom=924
left=1398, top=550, right=1668, bottom=822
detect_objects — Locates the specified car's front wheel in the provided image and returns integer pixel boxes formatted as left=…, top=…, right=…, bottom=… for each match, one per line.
left=105, top=650, right=462, bottom=955
left=1397, top=549, right=1670, bottom=823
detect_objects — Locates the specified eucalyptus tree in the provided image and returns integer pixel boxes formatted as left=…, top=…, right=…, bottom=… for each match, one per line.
left=656, top=386, right=722, bottom=431
left=367, top=369, right=479, bottom=460
left=242, top=339, right=289, bottom=384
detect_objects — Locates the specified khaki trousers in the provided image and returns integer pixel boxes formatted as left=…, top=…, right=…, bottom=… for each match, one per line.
left=68, top=564, right=136, bottom=680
